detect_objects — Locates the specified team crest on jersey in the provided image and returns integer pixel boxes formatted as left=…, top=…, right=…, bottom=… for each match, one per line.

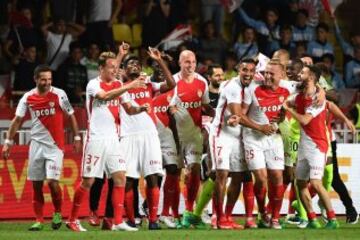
left=279, top=96, right=285, bottom=103
left=166, top=94, right=172, bottom=103
left=197, top=89, right=203, bottom=98
left=86, top=166, right=91, bottom=173
left=49, top=101, right=55, bottom=107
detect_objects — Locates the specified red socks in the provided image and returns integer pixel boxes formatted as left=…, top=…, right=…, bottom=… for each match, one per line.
left=225, top=204, right=234, bottom=218
left=32, top=189, right=45, bottom=222
left=69, top=185, right=88, bottom=222
left=171, top=175, right=180, bottom=218
left=271, top=184, right=285, bottom=220
left=243, top=181, right=255, bottom=218
left=185, top=172, right=200, bottom=212
left=49, top=184, right=62, bottom=213
left=112, top=186, right=125, bottom=225
left=254, top=185, right=267, bottom=214
left=327, top=210, right=336, bottom=220
left=125, top=189, right=135, bottom=223
left=308, top=211, right=316, bottom=220
left=146, top=186, right=160, bottom=223
left=162, top=174, right=179, bottom=216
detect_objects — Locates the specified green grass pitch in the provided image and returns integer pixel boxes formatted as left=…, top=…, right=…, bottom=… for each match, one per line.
left=0, top=218, right=359, bottom=240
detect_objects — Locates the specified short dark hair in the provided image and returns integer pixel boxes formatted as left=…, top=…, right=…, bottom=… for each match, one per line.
left=236, top=58, right=257, bottom=71
left=297, top=9, right=309, bottom=18
left=34, top=64, right=52, bottom=78
left=316, top=22, right=329, bottom=32
left=69, top=41, right=82, bottom=53
left=122, top=54, right=140, bottom=68
left=321, top=53, right=335, bottom=64
left=306, top=65, right=321, bottom=82
left=280, top=24, right=292, bottom=33
left=206, top=63, right=222, bottom=78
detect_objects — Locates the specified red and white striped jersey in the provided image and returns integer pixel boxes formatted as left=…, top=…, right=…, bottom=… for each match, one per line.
left=211, top=77, right=245, bottom=137
left=16, top=87, right=74, bottom=150
left=170, top=72, right=210, bottom=140
left=86, top=77, right=130, bottom=140
left=244, top=80, right=298, bottom=125
left=120, top=78, right=161, bottom=136
left=293, top=93, right=328, bottom=153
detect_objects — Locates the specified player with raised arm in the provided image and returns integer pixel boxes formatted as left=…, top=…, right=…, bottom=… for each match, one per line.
left=2, top=64, right=82, bottom=231
left=120, top=47, right=176, bottom=230
left=66, top=47, right=148, bottom=232
left=168, top=50, right=215, bottom=228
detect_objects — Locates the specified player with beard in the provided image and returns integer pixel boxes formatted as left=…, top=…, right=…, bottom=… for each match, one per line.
left=239, top=60, right=325, bottom=229
left=119, top=47, right=176, bottom=230
left=2, top=64, right=82, bottom=231
left=206, top=64, right=225, bottom=108
left=185, top=59, right=273, bottom=229
left=283, top=65, right=340, bottom=229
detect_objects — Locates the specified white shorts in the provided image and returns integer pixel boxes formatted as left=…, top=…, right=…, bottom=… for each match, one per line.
left=209, top=131, right=247, bottom=172
left=28, top=140, right=64, bottom=181
left=179, top=132, right=203, bottom=166
left=120, top=132, right=163, bottom=178
left=243, top=132, right=284, bottom=171
left=82, top=138, right=126, bottom=178
left=158, top=128, right=182, bottom=168
left=296, top=147, right=327, bottom=180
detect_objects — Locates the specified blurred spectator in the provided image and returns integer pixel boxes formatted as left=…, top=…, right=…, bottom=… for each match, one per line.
left=298, top=0, right=322, bottom=27
left=168, top=0, right=188, bottom=30
left=197, top=20, right=227, bottom=65
left=294, top=41, right=307, bottom=59
left=200, top=0, right=225, bottom=35
left=4, top=6, right=42, bottom=64
left=13, top=45, right=38, bottom=91
left=14, top=0, right=46, bottom=26
left=55, top=41, right=88, bottom=104
left=82, top=0, right=122, bottom=50
left=268, top=24, right=296, bottom=57
left=233, top=26, right=258, bottom=61
left=316, top=62, right=344, bottom=91
left=307, top=22, right=334, bottom=63
left=142, top=0, right=171, bottom=48
left=320, top=53, right=345, bottom=90
left=0, top=44, right=12, bottom=74
left=292, top=9, right=315, bottom=43
left=333, top=17, right=360, bottom=65
left=237, top=6, right=280, bottom=54
left=197, top=57, right=214, bottom=76
left=345, top=47, right=360, bottom=89
left=49, top=0, right=77, bottom=23
left=281, top=0, right=300, bottom=26
left=80, top=42, right=100, bottom=81
left=41, top=18, right=85, bottom=71
left=223, top=51, right=237, bottom=80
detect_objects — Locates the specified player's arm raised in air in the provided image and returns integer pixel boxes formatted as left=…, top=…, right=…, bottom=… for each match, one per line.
left=148, top=47, right=176, bottom=93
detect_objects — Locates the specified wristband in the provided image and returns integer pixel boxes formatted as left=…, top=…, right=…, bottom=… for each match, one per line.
left=74, top=135, right=81, bottom=141
left=4, top=139, right=14, bottom=146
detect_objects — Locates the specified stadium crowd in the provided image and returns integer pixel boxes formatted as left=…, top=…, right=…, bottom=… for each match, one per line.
left=1, top=0, right=360, bottom=233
